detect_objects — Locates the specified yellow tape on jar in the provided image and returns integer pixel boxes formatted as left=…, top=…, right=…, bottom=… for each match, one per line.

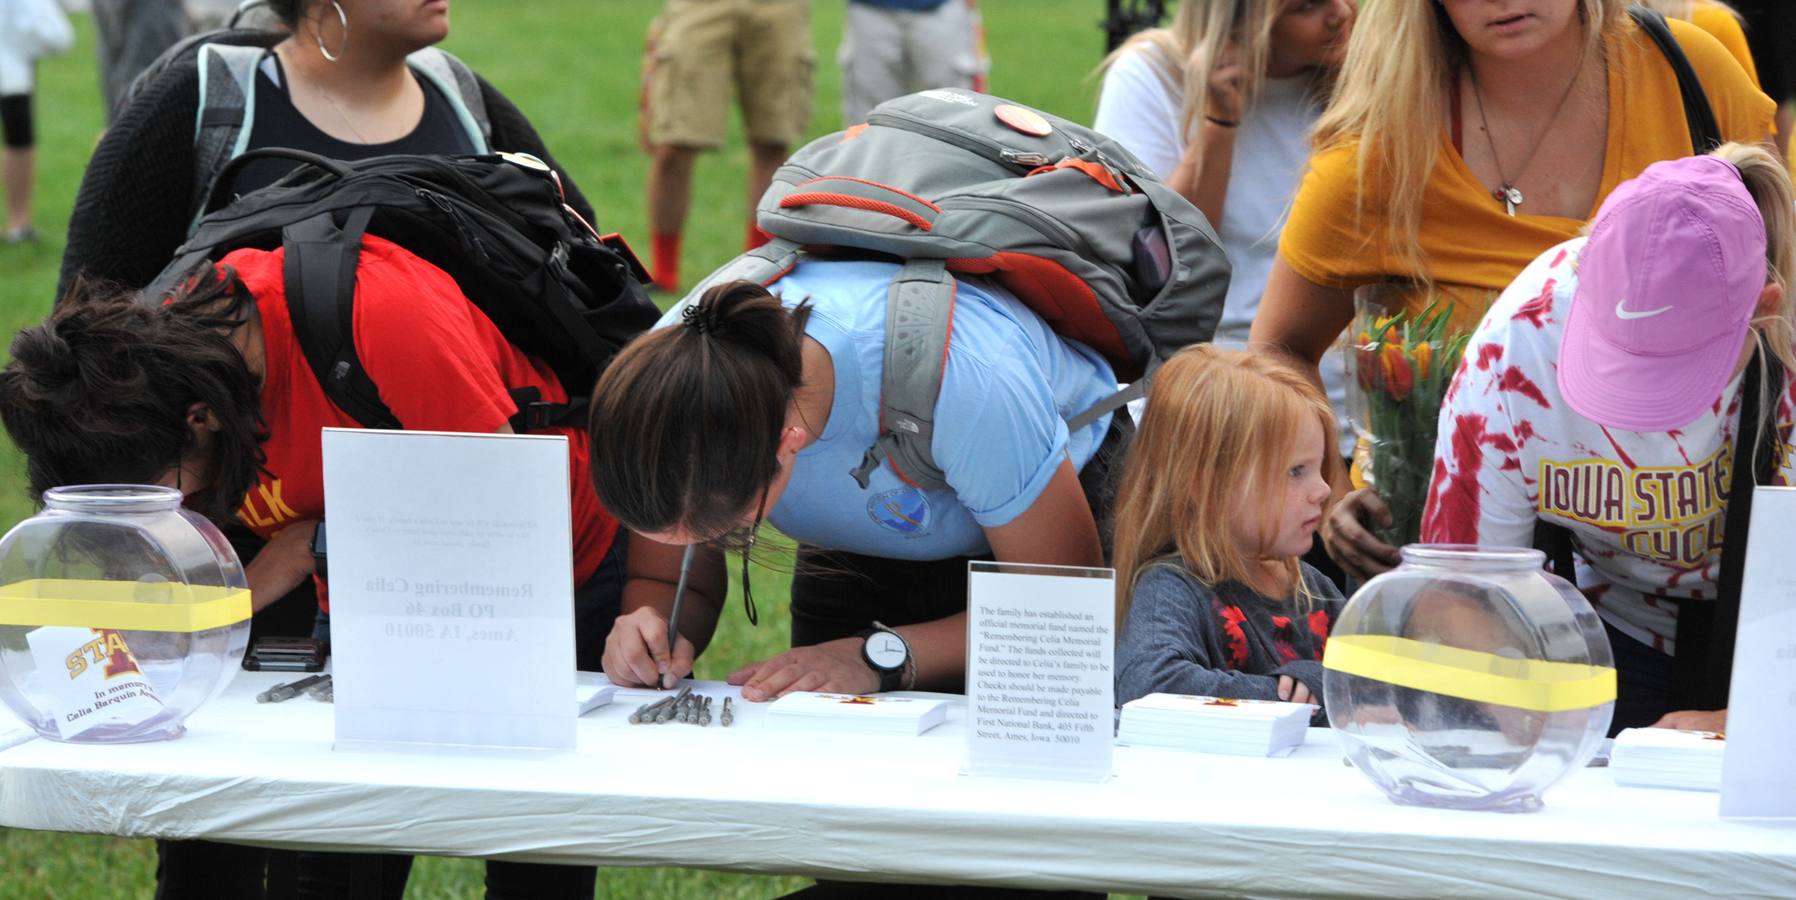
left=1324, top=633, right=1617, bottom=713
left=0, top=579, right=252, bottom=633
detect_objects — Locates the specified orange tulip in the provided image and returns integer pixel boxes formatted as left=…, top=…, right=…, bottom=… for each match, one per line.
left=1380, top=343, right=1413, bottom=401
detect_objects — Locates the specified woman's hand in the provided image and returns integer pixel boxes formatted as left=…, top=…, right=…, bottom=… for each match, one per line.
left=245, top=520, right=319, bottom=612
left=602, top=605, right=697, bottom=689
left=1188, top=40, right=1245, bottom=125
left=729, top=637, right=879, bottom=702
left=1652, top=708, right=1727, bottom=733
left=1324, top=488, right=1403, bottom=582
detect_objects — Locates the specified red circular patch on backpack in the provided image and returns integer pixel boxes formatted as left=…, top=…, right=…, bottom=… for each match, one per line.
left=994, top=104, right=1052, bottom=137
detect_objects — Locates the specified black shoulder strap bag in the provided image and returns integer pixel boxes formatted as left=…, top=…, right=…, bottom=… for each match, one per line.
left=1536, top=6, right=1767, bottom=710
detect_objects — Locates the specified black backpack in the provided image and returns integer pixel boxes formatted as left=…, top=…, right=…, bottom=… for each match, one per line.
left=143, top=148, right=660, bottom=432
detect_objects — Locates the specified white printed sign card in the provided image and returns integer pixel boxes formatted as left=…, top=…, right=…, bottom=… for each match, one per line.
left=322, top=428, right=577, bottom=752
left=966, top=561, right=1115, bottom=782
left=1721, top=486, right=1796, bottom=818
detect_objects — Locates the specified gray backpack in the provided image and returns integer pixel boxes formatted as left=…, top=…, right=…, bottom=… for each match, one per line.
left=680, top=89, right=1229, bottom=491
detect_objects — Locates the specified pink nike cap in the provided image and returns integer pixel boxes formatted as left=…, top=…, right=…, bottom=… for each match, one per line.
left=1559, top=155, right=1768, bottom=431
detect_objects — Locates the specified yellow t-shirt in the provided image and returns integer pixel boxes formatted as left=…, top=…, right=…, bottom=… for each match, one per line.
left=1689, top=1, right=1758, bottom=88
left=1279, top=17, right=1775, bottom=330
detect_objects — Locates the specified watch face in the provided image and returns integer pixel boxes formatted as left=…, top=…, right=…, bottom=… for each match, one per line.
left=864, top=632, right=908, bottom=670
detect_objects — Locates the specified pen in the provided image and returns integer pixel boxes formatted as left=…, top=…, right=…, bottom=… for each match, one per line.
left=663, top=543, right=695, bottom=689
left=257, top=674, right=330, bottom=704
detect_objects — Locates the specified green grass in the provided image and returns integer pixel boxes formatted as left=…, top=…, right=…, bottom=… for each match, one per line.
left=0, top=1, right=1125, bottom=896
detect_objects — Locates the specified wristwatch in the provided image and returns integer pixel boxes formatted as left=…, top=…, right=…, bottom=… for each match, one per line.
left=857, top=621, right=911, bottom=693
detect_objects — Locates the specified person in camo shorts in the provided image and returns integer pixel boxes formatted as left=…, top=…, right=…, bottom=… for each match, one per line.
left=641, top=0, right=814, bottom=291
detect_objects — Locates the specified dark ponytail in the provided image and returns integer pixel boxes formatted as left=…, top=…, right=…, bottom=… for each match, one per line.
left=0, top=271, right=268, bottom=523
left=588, top=280, right=812, bottom=539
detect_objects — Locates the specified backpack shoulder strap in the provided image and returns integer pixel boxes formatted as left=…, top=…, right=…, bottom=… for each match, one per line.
left=1628, top=5, right=1723, bottom=154
left=408, top=47, right=492, bottom=153
left=672, top=238, right=806, bottom=312
left=281, top=206, right=402, bottom=429
left=851, top=259, right=956, bottom=492
left=191, top=43, right=266, bottom=230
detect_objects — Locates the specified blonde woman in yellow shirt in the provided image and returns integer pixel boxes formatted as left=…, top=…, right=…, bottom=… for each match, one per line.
left=1249, top=0, right=1774, bottom=579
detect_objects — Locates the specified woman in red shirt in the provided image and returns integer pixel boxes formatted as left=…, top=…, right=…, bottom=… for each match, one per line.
left=0, top=236, right=625, bottom=900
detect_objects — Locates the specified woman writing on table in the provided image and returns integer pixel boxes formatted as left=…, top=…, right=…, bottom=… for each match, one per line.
left=586, top=268, right=1128, bottom=702
left=1246, top=0, right=1775, bottom=580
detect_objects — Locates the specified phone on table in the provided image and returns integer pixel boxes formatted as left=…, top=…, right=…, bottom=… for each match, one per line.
left=243, top=636, right=326, bottom=672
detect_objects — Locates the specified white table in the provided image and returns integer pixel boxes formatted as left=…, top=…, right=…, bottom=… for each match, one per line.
left=1, top=672, right=1791, bottom=898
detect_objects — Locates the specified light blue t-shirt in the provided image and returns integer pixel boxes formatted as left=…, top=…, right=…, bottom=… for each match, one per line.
left=659, top=259, right=1117, bottom=560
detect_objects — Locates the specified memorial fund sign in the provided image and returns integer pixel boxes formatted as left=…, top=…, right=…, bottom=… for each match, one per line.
left=322, top=429, right=577, bottom=751
left=966, top=562, right=1114, bottom=781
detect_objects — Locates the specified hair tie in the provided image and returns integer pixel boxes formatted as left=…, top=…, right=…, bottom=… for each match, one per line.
left=681, top=303, right=718, bottom=335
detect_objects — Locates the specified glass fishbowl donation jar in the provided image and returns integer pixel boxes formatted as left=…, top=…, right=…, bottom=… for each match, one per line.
left=0, top=486, right=251, bottom=742
left=1323, top=545, right=1615, bottom=812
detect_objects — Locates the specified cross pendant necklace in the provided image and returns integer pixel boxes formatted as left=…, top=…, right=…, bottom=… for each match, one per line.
left=1468, top=57, right=1585, bottom=217
left=1495, top=183, right=1524, bottom=216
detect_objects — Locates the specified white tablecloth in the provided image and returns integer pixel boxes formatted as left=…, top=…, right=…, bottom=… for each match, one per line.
left=1, top=672, right=1792, bottom=898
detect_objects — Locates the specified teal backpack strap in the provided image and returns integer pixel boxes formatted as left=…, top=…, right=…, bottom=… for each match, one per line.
left=851, top=259, right=955, bottom=492
left=190, top=43, right=264, bottom=232
left=408, top=47, right=491, bottom=153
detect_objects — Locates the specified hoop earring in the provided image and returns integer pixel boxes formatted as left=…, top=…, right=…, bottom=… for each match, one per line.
left=317, top=0, right=349, bottom=62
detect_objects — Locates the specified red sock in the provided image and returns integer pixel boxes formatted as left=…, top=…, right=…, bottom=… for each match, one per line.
left=651, top=232, right=681, bottom=290
left=745, top=223, right=771, bottom=251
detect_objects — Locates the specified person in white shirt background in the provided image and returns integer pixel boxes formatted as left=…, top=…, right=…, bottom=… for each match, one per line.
left=1093, top=0, right=1354, bottom=584
left=1420, top=144, right=1796, bottom=736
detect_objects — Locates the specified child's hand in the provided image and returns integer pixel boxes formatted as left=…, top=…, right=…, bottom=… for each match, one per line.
left=1277, top=675, right=1317, bottom=705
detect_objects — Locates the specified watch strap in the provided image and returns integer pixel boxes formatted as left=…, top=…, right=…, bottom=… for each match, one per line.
left=857, top=626, right=907, bottom=693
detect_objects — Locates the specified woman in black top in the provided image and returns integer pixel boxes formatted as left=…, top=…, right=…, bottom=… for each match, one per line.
left=57, top=0, right=592, bottom=299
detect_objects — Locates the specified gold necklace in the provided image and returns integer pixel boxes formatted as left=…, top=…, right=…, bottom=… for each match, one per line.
left=1468, top=52, right=1587, bottom=217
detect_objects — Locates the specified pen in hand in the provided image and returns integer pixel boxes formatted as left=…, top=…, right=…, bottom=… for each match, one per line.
left=663, top=544, right=695, bottom=689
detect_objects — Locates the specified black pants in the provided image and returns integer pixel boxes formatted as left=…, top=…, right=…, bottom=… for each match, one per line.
left=154, top=537, right=627, bottom=900
left=1607, top=621, right=1680, bottom=736
left=784, top=420, right=1125, bottom=900
left=792, top=409, right=1133, bottom=662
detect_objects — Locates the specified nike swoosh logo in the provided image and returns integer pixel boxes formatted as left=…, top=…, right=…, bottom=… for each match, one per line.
left=1614, top=299, right=1673, bottom=320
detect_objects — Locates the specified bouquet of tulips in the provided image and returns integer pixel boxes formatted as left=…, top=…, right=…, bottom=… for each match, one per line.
left=1345, top=293, right=1473, bottom=548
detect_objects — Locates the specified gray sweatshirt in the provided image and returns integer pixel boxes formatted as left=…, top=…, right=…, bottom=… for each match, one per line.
left=1115, top=560, right=1344, bottom=710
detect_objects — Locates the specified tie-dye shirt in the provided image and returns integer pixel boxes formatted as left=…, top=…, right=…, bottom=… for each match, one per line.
left=1421, top=238, right=1796, bottom=654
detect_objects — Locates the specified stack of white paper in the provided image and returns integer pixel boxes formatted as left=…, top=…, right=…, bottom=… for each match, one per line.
left=1118, top=693, right=1314, bottom=757
left=765, top=691, right=950, bottom=736
left=575, top=672, right=616, bottom=716
left=1610, top=727, right=1726, bottom=791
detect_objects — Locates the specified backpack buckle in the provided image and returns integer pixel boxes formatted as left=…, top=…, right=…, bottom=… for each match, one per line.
left=521, top=401, right=557, bottom=431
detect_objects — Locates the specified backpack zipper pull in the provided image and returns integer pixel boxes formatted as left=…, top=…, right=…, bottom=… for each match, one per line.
left=417, top=188, right=488, bottom=262
left=1000, top=148, right=1054, bottom=168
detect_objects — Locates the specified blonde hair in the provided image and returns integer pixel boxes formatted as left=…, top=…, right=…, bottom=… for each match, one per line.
left=1111, top=346, right=1345, bottom=627
left=1099, top=0, right=1292, bottom=173
left=1712, top=144, right=1796, bottom=441
left=1310, top=0, right=1624, bottom=281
